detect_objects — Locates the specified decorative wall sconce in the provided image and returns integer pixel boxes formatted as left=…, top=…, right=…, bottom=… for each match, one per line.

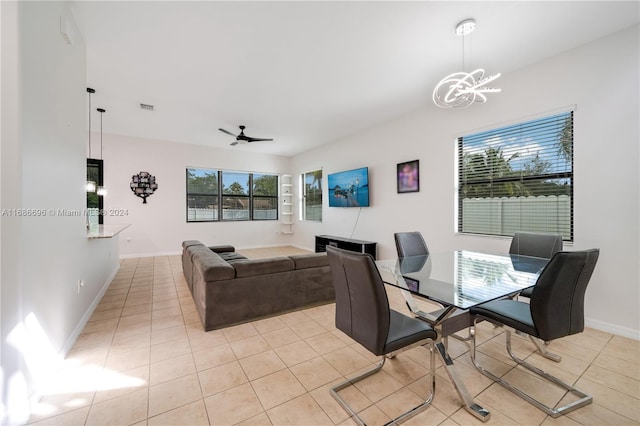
left=130, top=171, right=158, bottom=204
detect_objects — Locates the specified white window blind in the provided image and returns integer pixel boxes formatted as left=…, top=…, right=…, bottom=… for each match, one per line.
left=458, top=111, right=574, bottom=240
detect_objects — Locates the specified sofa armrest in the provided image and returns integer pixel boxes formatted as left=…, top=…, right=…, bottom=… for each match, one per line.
left=192, top=250, right=235, bottom=281
left=182, top=240, right=205, bottom=249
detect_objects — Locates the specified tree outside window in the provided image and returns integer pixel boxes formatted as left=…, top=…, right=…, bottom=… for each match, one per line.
left=458, top=111, right=573, bottom=240
left=186, top=168, right=278, bottom=222
left=303, top=170, right=322, bottom=221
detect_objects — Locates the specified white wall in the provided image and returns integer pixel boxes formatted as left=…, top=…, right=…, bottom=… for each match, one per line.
left=0, top=4, right=634, bottom=424
left=101, top=133, right=292, bottom=256
left=291, top=25, right=640, bottom=339
left=1, top=3, right=120, bottom=424
left=1, top=2, right=25, bottom=424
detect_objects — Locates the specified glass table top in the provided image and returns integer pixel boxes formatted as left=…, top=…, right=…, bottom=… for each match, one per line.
left=377, top=250, right=548, bottom=310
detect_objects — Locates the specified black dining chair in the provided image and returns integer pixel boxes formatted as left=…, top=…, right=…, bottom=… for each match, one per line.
left=394, top=231, right=449, bottom=327
left=394, top=231, right=429, bottom=258
left=509, top=232, right=564, bottom=361
left=509, top=232, right=563, bottom=298
left=326, top=246, right=438, bottom=426
left=469, top=249, right=599, bottom=418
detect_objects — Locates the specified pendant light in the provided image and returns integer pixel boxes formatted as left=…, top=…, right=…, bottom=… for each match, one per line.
left=86, top=87, right=96, bottom=192
left=96, top=107, right=107, bottom=196
left=432, top=19, right=501, bottom=109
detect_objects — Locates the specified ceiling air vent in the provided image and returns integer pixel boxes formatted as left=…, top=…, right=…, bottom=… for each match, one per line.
left=139, top=103, right=154, bottom=111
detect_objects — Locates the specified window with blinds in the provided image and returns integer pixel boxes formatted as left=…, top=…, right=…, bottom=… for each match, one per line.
left=457, top=111, right=573, bottom=241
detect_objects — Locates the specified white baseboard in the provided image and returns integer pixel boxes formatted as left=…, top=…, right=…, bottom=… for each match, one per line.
left=27, top=264, right=121, bottom=421
left=585, top=317, right=640, bottom=341
left=60, top=263, right=120, bottom=357
left=291, top=243, right=315, bottom=252
left=120, top=250, right=181, bottom=259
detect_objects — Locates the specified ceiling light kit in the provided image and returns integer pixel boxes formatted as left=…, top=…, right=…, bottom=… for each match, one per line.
left=433, top=18, right=501, bottom=109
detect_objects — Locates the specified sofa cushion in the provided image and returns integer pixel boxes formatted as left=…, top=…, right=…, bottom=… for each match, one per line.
left=187, top=244, right=215, bottom=261
left=290, top=252, right=329, bottom=270
left=233, top=257, right=294, bottom=278
left=218, top=252, right=248, bottom=263
left=208, top=245, right=236, bottom=253
left=192, top=249, right=236, bottom=281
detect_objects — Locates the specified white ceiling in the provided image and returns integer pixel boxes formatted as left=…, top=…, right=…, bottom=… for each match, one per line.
left=74, top=1, right=639, bottom=157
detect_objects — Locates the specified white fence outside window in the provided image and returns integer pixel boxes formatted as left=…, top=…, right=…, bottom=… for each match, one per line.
left=461, top=195, right=570, bottom=238
left=187, top=208, right=277, bottom=221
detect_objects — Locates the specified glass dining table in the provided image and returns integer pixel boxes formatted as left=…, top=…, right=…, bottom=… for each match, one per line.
left=376, top=250, right=548, bottom=421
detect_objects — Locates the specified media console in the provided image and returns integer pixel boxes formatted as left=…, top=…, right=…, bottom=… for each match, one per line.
left=315, top=235, right=377, bottom=259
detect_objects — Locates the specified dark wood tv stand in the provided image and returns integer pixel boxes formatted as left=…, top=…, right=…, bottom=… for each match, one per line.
left=315, top=235, right=377, bottom=259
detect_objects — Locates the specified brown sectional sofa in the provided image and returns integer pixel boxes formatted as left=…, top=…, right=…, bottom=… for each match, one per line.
left=182, top=240, right=335, bottom=331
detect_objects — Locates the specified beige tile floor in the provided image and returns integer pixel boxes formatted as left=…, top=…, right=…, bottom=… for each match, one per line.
left=28, top=247, right=639, bottom=426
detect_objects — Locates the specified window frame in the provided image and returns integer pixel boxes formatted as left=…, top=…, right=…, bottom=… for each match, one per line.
left=301, top=169, right=323, bottom=222
left=251, top=173, right=279, bottom=221
left=221, top=170, right=250, bottom=221
left=456, top=110, right=574, bottom=241
left=186, top=168, right=279, bottom=223
left=186, top=168, right=219, bottom=222
left=87, top=158, right=104, bottom=225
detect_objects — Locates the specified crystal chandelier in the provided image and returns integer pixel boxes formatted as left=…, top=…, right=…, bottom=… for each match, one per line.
left=433, top=19, right=501, bottom=109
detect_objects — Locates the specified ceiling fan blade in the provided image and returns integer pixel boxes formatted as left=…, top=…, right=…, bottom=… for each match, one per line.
left=247, top=137, right=274, bottom=143
left=223, top=125, right=273, bottom=146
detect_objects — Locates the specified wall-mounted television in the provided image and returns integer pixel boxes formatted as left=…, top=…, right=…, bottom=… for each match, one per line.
left=328, top=167, right=369, bottom=207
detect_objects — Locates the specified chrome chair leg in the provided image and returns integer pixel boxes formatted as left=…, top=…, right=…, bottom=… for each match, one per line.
left=513, top=327, right=562, bottom=362
left=470, top=318, right=592, bottom=418
left=528, top=335, right=562, bottom=362
left=330, top=341, right=435, bottom=426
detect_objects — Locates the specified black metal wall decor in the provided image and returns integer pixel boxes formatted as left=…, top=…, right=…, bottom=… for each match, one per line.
left=130, top=171, right=158, bottom=203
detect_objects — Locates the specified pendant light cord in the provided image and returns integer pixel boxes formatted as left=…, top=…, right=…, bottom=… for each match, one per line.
left=87, top=87, right=95, bottom=158
left=462, top=32, right=472, bottom=72
left=96, top=108, right=106, bottom=196
left=88, top=92, right=92, bottom=158
left=97, top=108, right=106, bottom=159
left=100, top=110, right=103, bottom=159
left=462, top=34, right=465, bottom=72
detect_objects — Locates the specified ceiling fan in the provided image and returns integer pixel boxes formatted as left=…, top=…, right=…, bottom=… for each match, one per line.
left=218, top=125, right=273, bottom=146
